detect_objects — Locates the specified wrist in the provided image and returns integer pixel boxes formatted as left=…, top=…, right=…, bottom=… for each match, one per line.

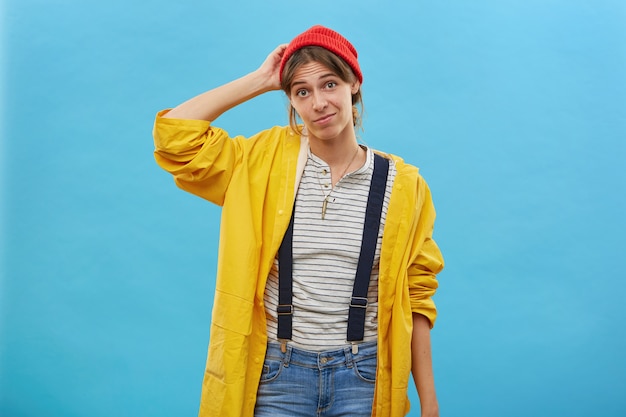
left=250, top=67, right=280, bottom=93
left=420, top=403, right=439, bottom=417
left=420, top=395, right=439, bottom=417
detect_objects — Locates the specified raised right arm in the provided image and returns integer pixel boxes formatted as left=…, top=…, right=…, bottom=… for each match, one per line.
left=162, top=44, right=288, bottom=121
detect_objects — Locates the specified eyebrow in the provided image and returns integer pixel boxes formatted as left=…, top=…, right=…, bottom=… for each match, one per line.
left=291, top=73, right=337, bottom=87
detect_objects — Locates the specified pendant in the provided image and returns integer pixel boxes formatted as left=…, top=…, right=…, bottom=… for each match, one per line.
left=322, top=197, right=328, bottom=220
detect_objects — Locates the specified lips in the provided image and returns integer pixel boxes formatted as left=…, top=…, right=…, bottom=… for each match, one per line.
left=314, top=113, right=335, bottom=124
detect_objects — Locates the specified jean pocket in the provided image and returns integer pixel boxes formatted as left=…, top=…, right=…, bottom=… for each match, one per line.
left=353, top=355, right=377, bottom=383
left=259, top=358, right=283, bottom=383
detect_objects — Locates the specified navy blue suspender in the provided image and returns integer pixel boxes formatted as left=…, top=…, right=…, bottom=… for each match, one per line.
left=346, top=153, right=389, bottom=341
left=276, top=212, right=295, bottom=340
left=277, top=153, right=390, bottom=344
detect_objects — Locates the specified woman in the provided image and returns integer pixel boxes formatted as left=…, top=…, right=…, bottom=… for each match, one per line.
left=153, top=25, right=444, bottom=417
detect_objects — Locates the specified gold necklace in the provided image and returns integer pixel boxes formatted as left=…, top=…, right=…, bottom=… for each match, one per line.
left=321, top=146, right=361, bottom=220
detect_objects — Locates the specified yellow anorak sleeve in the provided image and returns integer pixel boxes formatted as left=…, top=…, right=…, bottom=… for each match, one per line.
left=152, top=109, right=248, bottom=206
left=407, top=176, right=444, bottom=328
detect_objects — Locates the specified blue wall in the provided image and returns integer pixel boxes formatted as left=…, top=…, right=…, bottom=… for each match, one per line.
left=2, top=0, right=625, bottom=416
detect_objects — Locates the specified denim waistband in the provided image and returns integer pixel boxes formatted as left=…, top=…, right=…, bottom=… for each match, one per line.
left=265, top=341, right=377, bottom=370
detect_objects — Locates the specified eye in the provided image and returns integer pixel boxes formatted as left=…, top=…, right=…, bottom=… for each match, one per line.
left=325, top=81, right=337, bottom=89
left=296, top=89, right=309, bottom=97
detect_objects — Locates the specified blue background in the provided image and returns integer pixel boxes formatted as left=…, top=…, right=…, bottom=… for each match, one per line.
left=2, top=0, right=625, bottom=416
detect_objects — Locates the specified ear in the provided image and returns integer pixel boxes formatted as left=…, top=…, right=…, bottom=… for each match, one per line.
left=351, top=80, right=361, bottom=95
left=288, top=97, right=298, bottom=114
left=289, top=103, right=301, bottom=120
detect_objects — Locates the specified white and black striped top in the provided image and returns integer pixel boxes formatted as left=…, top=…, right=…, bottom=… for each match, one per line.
left=264, top=146, right=397, bottom=351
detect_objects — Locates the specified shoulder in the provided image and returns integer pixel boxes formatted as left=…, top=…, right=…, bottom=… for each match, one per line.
left=373, top=150, right=420, bottom=179
left=243, top=126, right=301, bottom=156
left=373, top=150, right=433, bottom=199
left=252, top=125, right=294, bottom=138
left=231, top=125, right=297, bottom=146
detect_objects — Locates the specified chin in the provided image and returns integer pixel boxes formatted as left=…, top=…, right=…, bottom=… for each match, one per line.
left=309, top=125, right=350, bottom=142
left=311, top=131, right=340, bottom=141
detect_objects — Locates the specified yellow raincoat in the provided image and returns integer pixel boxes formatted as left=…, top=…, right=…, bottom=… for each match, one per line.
left=153, top=110, right=444, bottom=416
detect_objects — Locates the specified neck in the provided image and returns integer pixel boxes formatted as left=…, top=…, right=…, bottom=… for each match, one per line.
left=307, top=134, right=365, bottom=187
left=307, top=130, right=360, bottom=167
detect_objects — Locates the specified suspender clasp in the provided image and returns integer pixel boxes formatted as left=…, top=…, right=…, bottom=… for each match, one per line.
left=349, top=297, right=368, bottom=308
left=277, top=304, right=294, bottom=315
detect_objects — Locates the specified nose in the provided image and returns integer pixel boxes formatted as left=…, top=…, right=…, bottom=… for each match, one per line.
left=312, top=91, right=327, bottom=111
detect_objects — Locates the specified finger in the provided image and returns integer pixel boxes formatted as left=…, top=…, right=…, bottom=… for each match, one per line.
left=274, top=43, right=288, bottom=57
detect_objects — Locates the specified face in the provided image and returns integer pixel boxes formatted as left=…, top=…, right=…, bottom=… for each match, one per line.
left=289, top=61, right=360, bottom=143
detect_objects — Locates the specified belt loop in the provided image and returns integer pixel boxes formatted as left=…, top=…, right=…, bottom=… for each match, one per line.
left=283, top=344, right=292, bottom=367
left=344, top=345, right=354, bottom=368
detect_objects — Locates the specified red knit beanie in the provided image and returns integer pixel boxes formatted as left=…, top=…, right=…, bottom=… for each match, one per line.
left=279, top=25, right=363, bottom=84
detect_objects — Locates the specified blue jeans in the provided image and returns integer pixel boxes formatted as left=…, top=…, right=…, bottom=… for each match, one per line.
left=254, top=341, right=377, bottom=417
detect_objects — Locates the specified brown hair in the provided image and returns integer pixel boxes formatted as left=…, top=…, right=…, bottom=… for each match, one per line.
left=280, top=46, right=363, bottom=135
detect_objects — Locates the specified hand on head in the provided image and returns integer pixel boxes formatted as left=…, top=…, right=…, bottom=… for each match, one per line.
left=258, top=44, right=288, bottom=92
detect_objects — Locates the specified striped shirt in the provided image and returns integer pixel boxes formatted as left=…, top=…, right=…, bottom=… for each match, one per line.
left=264, top=146, right=397, bottom=350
